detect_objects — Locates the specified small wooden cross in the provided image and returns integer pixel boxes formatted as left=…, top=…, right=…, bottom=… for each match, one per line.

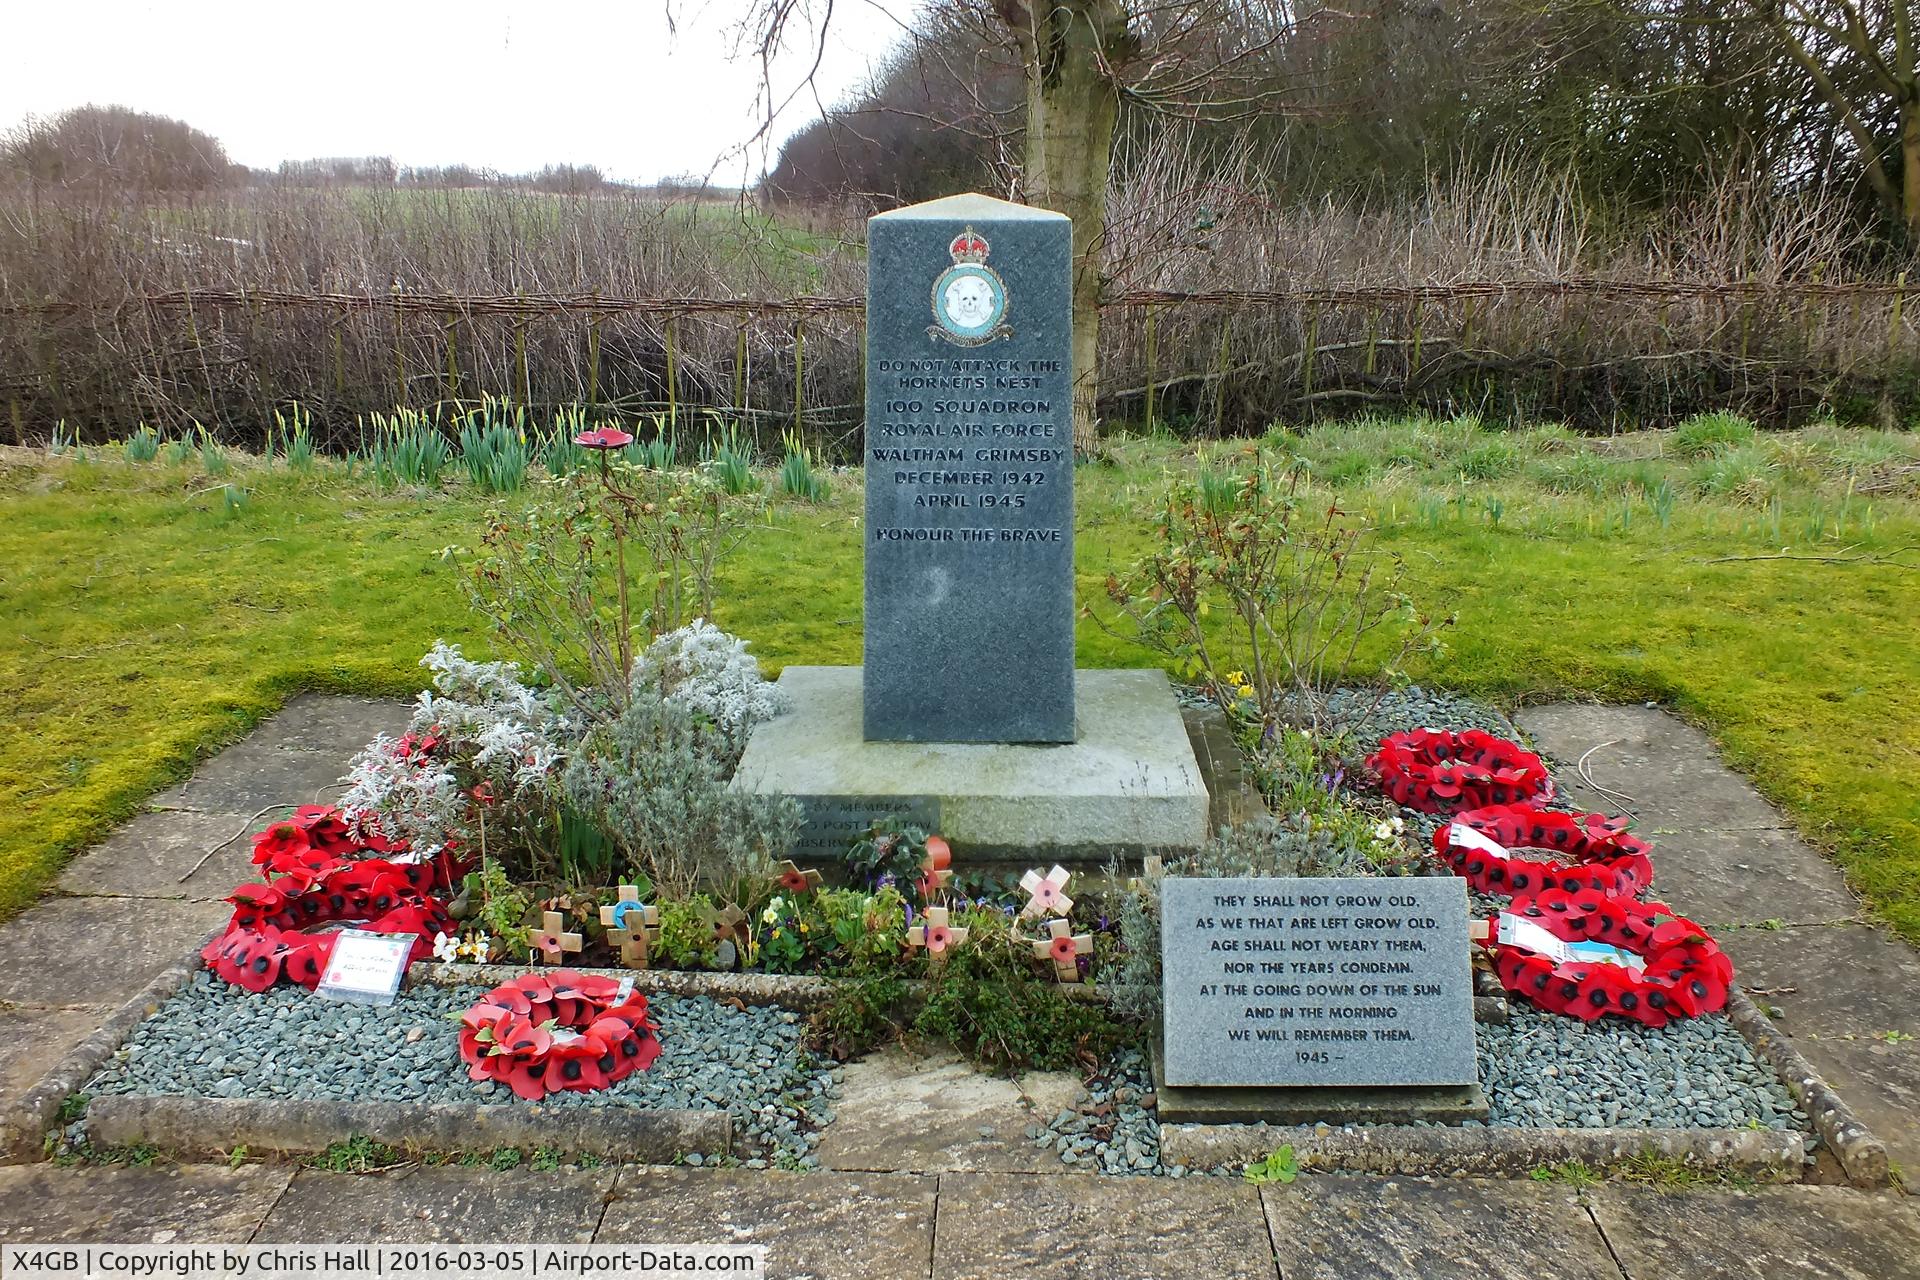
left=527, top=910, right=582, bottom=965
left=906, top=906, right=969, bottom=969
left=599, top=885, right=661, bottom=969
left=1033, top=916, right=1092, bottom=983
left=775, top=860, right=824, bottom=895
left=1019, top=864, right=1074, bottom=919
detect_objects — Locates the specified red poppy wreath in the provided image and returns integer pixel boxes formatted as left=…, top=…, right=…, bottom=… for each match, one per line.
left=1486, top=890, right=1733, bottom=1028
left=1367, top=728, right=1554, bottom=814
left=1434, top=803, right=1655, bottom=899
left=203, top=806, right=449, bottom=993
left=459, top=971, right=662, bottom=1099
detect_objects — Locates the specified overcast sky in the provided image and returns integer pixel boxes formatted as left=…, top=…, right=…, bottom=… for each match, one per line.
left=2, top=0, right=918, bottom=183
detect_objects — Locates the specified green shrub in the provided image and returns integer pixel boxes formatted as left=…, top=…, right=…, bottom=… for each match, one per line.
left=1100, top=450, right=1452, bottom=740
left=654, top=895, right=720, bottom=969
left=911, top=910, right=1129, bottom=1072
left=559, top=689, right=798, bottom=900
left=1673, top=411, right=1758, bottom=458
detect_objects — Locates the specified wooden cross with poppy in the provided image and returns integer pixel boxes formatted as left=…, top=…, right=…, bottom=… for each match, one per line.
left=599, top=885, right=661, bottom=969
left=1033, top=917, right=1092, bottom=983
left=775, top=860, right=824, bottom=895
left=527, top=910, right=583, bottom=965
left=906, top=906, right=969, bottom=969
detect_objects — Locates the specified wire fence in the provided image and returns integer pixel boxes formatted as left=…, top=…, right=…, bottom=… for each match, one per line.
left=7, top=276, right=1918, bottom=452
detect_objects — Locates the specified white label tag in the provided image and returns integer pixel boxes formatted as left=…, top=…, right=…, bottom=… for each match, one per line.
left=1449, top=822, right=1510, bottom=858
left=548, top=1027, right=584, bottom=1045
left=315, top=929, right=413, bottom=1006
left=1567, top=940, right=1648, bottom=972
left=1497, top=912, right=1570, bottom=963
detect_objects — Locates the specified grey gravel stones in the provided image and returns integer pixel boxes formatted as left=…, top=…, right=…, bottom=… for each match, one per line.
left=75, top=974, right=838, bottom=1166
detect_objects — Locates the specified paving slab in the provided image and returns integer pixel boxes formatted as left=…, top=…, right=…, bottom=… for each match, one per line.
left=55, top=809, right=260, bottom=901
left=254, top=1165, right=615, bottom=1243
left=1722, top=922, right=1920, bottom=1172
left=814, top=1045, right=1083, bottom=1173
left=1260, top=1175, right=1617, bottom=1280
left=1635, top=827, right=1862, bottom=928
left=0, top=1163, right=292, bottom=1242
left=1588, top=1184, right=1920, bottom=1279
left=0, top=1003, right=114, bottom=1105
left=602, top=1168, right=934, bottom=1280
left=230, top=694, right=410, bottom=756
left=150, top=739, right=356, bottom=814
left=1516, top=705, right=1791, bottom=832
left=0, top=896, right=222, bottom=1007
left=930, top=1171, right=1274, bottom=1279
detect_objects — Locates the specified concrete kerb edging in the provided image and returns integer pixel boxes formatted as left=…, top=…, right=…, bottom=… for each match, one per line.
left=1723, top=984, right=1891, bottom=1188
left=83, top=1095, right=729, bottom=1165
left=1160, top=1120, right=1807, bottom=1179
left=0, top=933, right=212, bottom=1165
left=16, top=952, right=1888, bottom=1185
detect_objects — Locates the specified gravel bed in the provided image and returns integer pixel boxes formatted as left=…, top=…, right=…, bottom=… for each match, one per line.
left=1032, top=1011, right=1808, bottom=1177
left=1032, top=685, right=1808, bottom=1176
left=72, top=973, right=838, bottom=1167
left=1479, top=1005, right=1802, bottom=1129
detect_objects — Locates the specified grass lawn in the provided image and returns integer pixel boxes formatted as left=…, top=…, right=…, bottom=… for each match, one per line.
left=3, top=415, right=1917, bottom=941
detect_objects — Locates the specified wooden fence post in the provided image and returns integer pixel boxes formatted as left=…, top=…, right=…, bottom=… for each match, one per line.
left=793, top=319, right=806, bottom=436
left=1889, top=272, right=1907, bottom=359
left=513, top=310, right=530, bottom=409
left=392, top=294, right=407, bottom=409
left=443, top=317, right=460, bottom=406
left=664, top=314, right=678, bottom=428
left=1211, top=315, right=1233, bottom=435
left=331, top=321, right=347, bottom=400
left=1144, top=306, right=1158, bottom=429
left=734, top=319, right=749, bottom=418
left=587, top=312, right=603, bottom=411
left=1301, top=304, right=1319, bottom=401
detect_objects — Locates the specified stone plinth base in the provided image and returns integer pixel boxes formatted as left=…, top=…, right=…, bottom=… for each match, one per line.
left=1149, top=1041, right=1489, bottom=1126
left=732, top=666, right=1209, bottom=865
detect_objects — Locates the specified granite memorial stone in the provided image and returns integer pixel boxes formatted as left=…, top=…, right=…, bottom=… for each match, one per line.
left=862, top=193, right=1074, bottom=743
left=1160, top=876, right=1477, bottom=1088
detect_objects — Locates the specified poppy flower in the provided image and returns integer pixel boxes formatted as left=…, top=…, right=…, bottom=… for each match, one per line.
left=207, top=925, right=287, bottom=993
left=575, top=426, right=634, bottom=450
left=251, top=822, right=310, bottom=867
left=1049, top=934, right=1080, bottom=965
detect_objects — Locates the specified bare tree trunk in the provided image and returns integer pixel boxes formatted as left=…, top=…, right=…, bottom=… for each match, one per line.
left=1009, top=0, right=1127, bottom=457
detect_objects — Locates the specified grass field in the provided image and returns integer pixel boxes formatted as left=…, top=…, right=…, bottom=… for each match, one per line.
left=3, top=415, right=1917, bottom=940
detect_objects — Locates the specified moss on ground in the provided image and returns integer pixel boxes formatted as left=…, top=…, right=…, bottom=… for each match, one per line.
left=3, top=418, right=1916, bottom=940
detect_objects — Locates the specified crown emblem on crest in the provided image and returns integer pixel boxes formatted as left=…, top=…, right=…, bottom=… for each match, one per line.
left=949, top=227, right=990, bottom=264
